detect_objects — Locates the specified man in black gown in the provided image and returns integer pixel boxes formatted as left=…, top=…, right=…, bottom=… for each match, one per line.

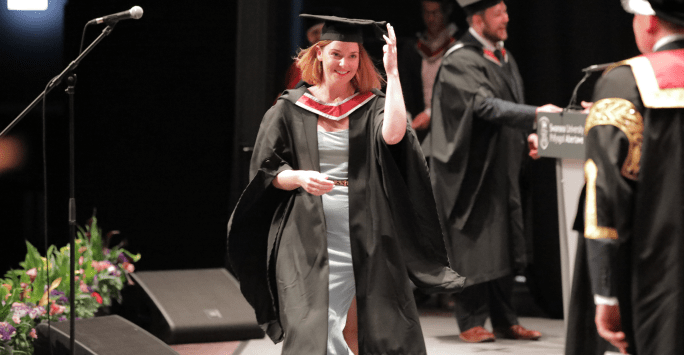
left=582, top=0, right=684, bottom=354
left=428, top=0, right=561, bottom=343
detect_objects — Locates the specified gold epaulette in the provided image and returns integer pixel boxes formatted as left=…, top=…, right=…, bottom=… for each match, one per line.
left=585, top=98, right=643, bottom=181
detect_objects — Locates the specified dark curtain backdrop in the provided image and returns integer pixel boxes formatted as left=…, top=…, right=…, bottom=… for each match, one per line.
left=60, top=0, right=237, bottom=271
left=2, top=0, right=638, bottom=303
left=0, top=1, right=69, bottom=279
left=0, top=0, right=237, bottom=273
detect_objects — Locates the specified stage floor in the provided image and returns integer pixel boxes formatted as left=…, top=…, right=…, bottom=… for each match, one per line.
left=233, top=312, right=566, bottom=355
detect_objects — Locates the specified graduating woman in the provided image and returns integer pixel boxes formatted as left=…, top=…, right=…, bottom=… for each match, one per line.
left=227, top=14, right=465, bottom=355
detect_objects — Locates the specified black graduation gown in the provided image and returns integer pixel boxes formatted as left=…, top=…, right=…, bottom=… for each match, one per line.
left=581, top=41, right=684, bottom=355
left=428, top=32, right=537, bottom=285
left=565, top=187, right=619, bottom=355
left=227, top=85, right=465, bottom=355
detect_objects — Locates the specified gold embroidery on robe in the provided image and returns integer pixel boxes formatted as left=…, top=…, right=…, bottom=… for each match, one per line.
left=585, top=98, right=643, bottom=181
left=584, top=159, right=618, bottom=240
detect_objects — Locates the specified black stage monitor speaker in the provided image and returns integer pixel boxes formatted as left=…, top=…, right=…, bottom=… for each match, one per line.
left=34, top=315, right=179, bottom=355
left=130, top=268, right=264, bottom=344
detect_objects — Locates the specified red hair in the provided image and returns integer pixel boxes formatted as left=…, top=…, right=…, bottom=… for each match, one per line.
left=296, top=40, right=383, bottom=93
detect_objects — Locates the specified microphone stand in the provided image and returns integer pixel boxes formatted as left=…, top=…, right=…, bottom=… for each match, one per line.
left=0, top=25, right=115, bottom=138
left=66, top=72, right=78, bottom=355
left=565, top=63, right=613, bottom=113
left=565, top=71, right=592, bottom=112
left=0, top=24, right=117, bottom=355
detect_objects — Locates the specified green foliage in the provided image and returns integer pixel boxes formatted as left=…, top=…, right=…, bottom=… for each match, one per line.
left=0, top=215, right=139, bottom=355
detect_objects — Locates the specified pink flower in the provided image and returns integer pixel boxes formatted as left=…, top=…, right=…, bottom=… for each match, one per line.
left=91, top=292, right=103, bottom=304
left=79, top=256, right=84, bottom=265
left=78, top=246, right=88, bottom=253
left=11, top=303, right=30, bottom=320
left=122, top=262, right=135, bottom=273
left=80, top=281, right=93, bottom=294
left=26, top=268, right=37, bottom=283
left=29, top=306, right=46, bottom=319
left=91, top=261, right=112, bottom=272
left=49, top=302, right=66, bottom=316
left=29, top=328, right=37, bottom=339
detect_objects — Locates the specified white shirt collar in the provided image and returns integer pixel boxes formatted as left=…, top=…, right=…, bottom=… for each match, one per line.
left=469, top=27, right=504, bottom=52
left=653, top=33, right=684, bottom=52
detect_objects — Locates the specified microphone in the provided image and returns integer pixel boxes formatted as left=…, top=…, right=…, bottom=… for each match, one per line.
left=87, top=6, right=143, bottom=25
left=581, top=62, right=615, bottom=73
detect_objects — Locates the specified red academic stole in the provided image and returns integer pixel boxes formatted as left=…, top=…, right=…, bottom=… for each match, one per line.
left=644, top=49, right=684, bottom=89
left=416, top=36, right=456, bottom=59
left=622, top=49, right=684, bottom=108
left=295, top=91, right=376, bottom=120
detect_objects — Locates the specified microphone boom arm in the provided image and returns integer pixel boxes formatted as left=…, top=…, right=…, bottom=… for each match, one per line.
left=0, top=25, right=115, bottom=138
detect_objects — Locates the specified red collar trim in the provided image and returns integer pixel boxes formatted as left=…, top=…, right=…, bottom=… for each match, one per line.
left=483, top=48, right=507, bottom=66
left=296, top=91, right=376, bottom=120
left=416, top=37, right=456, bottom=59
left=644, top=49, right=684, bottom=89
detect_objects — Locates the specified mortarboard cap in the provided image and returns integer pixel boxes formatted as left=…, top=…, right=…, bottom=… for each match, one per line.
left=622, top=0, right=684, bottom=26
left=621, top=0, right=656, bottom=15
left=300, top=6, right=348, bottom=29
left=299, top=14, right=387, bottom=44
left=648, top=0, right=684, bottom=26
left=456, top=0, right=503, bottom=15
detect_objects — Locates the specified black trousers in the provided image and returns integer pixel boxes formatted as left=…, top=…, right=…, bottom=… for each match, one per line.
left=453, top=275, right=519, bottom=331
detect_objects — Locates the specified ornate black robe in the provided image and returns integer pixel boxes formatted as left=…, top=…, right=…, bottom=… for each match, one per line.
left=582, top=40, right=684, bottom=355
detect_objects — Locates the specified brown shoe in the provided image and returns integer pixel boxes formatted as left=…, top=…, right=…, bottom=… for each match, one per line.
left=459, top=326, right=496, bottom=343
left=494, top=324, right=541, bottom=340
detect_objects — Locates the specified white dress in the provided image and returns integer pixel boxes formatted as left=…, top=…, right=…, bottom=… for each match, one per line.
left=318, top=129, right=355, bottom=355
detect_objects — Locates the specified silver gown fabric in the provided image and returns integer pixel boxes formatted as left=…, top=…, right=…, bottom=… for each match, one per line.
left=318, top=129, right=355, bottom=355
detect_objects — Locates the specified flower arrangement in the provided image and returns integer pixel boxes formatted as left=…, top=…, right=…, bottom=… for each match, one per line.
left=0, top=216, right=140, bottom=355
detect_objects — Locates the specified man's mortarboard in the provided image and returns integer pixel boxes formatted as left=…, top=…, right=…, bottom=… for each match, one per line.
left=455, top=0, right=503, bottom=15
left=622, top=0, right=684, bottom=26
left=299, top=14, right=387, bottom=44
left=621, top=0, right=656, bottom=15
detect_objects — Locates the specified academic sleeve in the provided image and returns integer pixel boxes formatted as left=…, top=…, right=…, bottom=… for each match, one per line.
left=374, top=114, right=466, bottom=292
left=227, top=101, right=297, bottom=340
left=474, top=90, right=537, bottom=130
left=583, top=66, right=643, bottom=299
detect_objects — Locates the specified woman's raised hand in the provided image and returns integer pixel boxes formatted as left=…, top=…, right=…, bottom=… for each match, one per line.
left=383, top=23, right=398, bottom=77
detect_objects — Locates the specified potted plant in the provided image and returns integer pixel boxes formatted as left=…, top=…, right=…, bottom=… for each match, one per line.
left=0, top=215, right=139, bottom=355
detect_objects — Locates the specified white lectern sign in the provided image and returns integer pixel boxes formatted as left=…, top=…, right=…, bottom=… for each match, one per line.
left=538, top=111, right=587, bottom=159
